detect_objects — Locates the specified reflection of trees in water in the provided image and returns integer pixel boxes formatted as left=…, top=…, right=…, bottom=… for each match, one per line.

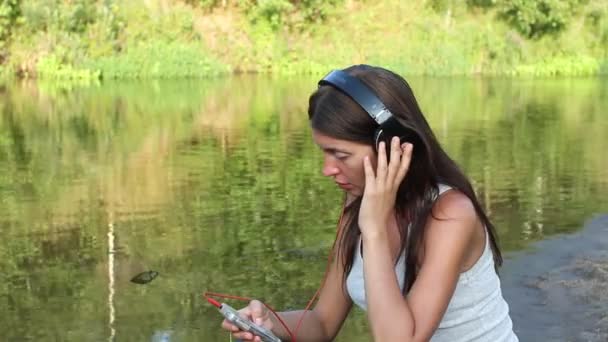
left=421, top=78, right=608, bottom=250
left=0, top=77, right=607, bottom=340
left=0, top=77, right=325, bottom=340
left=107, top=220, right=116, bottom=342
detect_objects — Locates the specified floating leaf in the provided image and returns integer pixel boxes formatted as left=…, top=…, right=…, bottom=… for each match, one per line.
left=130, top=270, right=159, bottom=284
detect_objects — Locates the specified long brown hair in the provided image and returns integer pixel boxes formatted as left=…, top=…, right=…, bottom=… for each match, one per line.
left=308, top=65, right=502, bottom=293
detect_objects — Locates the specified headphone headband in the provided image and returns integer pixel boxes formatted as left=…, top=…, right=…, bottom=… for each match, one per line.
left=318, top=70, right=393, bottom=125
left=318, top=68, right=420, bottom=151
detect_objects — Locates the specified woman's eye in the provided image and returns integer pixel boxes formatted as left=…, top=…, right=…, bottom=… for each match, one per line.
left=335, top=153, right=349, bottom=161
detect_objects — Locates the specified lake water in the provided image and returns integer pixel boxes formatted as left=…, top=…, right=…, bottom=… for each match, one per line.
left=1, top=76, right=607, bottom=341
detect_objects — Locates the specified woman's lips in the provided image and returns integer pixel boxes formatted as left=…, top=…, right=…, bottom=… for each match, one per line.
left=336, top=182, right=353, bottom=190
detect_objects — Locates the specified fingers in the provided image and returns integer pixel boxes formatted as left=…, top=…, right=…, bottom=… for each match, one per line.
left=221, top=319, right=239, bottom=332
left=222, top=318, right=260, bottom=341
left=386, top=137, right=402, bottom=183
left=376, top=140, right=388, bottom=179
left=394, top=142, right=413, bottom=187
left=222, top=319, right=256, bottom=341
left=231, top=330, right=259, bottom=341
left=234, top=333, right=260, bottom=341
left=223, top=320, right=263, bottom=341
left=368, top=137, right=411, bottom=189
left=363, top=155, right=375, bottom=188
left=220, top=300, right=268, bottom=341
left=249, top=300, right=266, bottom=321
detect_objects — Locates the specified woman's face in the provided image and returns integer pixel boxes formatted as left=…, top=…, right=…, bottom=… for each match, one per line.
left=312, top=129, right=375, bottom=197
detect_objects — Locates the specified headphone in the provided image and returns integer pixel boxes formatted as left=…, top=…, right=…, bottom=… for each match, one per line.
left=318, top=69, right=419, bottom=152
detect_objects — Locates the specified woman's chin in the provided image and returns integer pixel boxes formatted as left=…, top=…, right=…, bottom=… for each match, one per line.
left=345, top=188, right=362, bottom=197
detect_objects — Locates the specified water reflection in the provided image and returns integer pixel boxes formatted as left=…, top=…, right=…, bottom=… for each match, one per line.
left=0, top=76, right=607, bottom=340
left=108, top=221, right=116, bottom=342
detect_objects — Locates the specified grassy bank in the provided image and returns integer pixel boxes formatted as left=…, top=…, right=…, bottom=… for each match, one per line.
left=1, top=0, right=607, bottom=79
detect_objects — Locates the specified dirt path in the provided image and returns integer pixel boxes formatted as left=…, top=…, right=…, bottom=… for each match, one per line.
left=501, top=214, right=608, bottom=341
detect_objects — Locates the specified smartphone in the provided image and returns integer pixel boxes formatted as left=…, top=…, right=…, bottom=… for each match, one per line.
left=219, top=303, right=282, bottom=342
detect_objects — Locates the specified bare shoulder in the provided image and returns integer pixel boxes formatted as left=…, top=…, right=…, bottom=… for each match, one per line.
left=422, top=189, right=484, bottom=269
left=431, top=189, right=478, bottom=225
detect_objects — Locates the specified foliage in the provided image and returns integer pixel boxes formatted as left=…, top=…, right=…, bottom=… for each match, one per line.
left=238, top=0, right=343, bottom=30
left=36, top=54, right=101, bottom=79
left=249, top=0, right=293, bottom=29
left=466, top=0, right=587, bottom=39
left=20, top=0, right=99, bottom=34
left=0, top=0, right=21, bottom=52
left=60, top=0, right=97, bottom=33
left=584, top=0, right=608, bottom=47
left=0, top=0, right=607, bottom=77
left=514, top=55, right=601, bottom=76
left=208, top=0, right=606, bottom=76
left=83, top=41, right=229, bottom=79
left=466, top=0, right=496, bottom=9
left=198, top=0, right=223, bottom=10
left=298, top=0, right=341, bottom=24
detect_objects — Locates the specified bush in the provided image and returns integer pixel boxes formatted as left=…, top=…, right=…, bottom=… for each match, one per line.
left=0, top=0, right=21, bottom=51
left=36, top=54, right=100, bottom=79
left=496, top=0, right=584, bottom=38
left=83, top=41, right=229, bottom=79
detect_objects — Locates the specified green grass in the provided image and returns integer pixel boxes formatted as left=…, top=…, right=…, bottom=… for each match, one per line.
left=1, top=0, right=607, bottom=78
left=82, top=41, right=230, bottom=79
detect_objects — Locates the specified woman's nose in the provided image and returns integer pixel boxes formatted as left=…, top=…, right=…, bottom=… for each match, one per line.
left=322, top=157, right=340, bottom=177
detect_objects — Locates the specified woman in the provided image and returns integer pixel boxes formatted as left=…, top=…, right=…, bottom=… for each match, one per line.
left=221, top=65, right=518, bottom=341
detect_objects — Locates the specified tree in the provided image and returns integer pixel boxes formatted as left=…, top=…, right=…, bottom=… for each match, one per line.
left=496, top=0, right=585, bottom=39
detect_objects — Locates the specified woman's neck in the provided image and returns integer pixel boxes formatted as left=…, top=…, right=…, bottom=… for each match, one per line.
left=345, top=193, right=358, bottom=207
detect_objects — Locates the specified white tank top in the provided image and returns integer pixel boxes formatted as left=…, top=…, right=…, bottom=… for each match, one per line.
left=345, top=184, right=518, bottom=342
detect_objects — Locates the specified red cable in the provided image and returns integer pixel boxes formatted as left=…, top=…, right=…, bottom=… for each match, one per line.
left=205, top=199, right=347, bottom=342
left=203, top=291, right=296, bottom=341
left=206, top=296, right=221, bottom=308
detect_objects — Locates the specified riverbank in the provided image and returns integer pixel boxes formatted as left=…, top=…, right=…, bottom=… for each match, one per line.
left=0, top=1, right=606, bottom=80
left=502, top=214, right=608, bottom=341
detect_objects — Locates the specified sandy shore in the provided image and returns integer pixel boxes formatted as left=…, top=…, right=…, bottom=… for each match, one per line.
left=501, top=214, right=608, bottom=342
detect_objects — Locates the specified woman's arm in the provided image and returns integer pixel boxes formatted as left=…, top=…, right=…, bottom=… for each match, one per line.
left=363, top=190, right=479, bottom=342
left=271, top=255, right=354, bottom=341
left=225, top=232, right=353, bottom=342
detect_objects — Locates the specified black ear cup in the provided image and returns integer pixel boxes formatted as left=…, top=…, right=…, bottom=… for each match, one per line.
left=374, top=129, right=398, bottom=149
left=374, top=128, right=384, bottom=152
left=374, top=128, right=405, bottom=162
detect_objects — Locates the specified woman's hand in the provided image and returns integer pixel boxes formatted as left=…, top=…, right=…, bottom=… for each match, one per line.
left=358, top=136, right=413, bottom=238
left=220, top=299, right=274, bottom=342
